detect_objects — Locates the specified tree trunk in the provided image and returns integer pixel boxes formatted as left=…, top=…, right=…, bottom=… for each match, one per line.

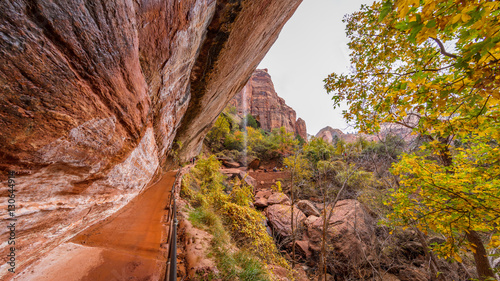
left=438, top=140, right=494, bottom=280
left=465, top=230, right=495, bottom=280
left=322, top=188, right=328, bottom=281
left=415, top=229, right=446, bottom=281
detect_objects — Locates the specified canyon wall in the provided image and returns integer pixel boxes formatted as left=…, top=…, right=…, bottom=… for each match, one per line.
left=316, top=123, right=415, bottom=144
left=0, top=0, right=301, bottom=276
left=316, top=126, right=346, bottom=143
left=229, top=69, right=308, bottom=140
left=316, top=126, right=382, bottom=143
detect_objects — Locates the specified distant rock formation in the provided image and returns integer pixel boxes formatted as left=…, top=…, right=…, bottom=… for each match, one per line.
left=316, top=123, right=416, bottom=144
left=229, top=69, right=308, bottom=140
left=315, top=126, right=345, bottom=143
left=295, top=118, right=307, bottom=141
left=316, top=126, right=384, bottom=143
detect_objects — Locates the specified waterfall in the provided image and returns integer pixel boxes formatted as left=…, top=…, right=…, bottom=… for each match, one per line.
left=242, top=86, right=248, bottom=168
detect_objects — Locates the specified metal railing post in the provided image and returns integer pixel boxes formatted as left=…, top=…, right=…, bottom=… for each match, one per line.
left=169, top=198, right=177, bottom=281
left=165, top=169, right=181, bottom=281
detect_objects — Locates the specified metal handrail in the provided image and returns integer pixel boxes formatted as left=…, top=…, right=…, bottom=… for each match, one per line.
left=165, top=169, right=181, bottom=281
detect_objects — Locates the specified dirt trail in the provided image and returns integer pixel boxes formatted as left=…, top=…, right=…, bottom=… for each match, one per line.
left=14, top=172, right=176, bottom=281
left=248, top=171, right=290, bottom=189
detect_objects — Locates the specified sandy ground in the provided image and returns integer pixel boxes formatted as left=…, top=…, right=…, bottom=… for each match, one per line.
left=14, top=172, right=176, bottom=281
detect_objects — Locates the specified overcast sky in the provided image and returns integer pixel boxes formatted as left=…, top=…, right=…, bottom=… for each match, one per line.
left=258, top=0, right=373, bottom=136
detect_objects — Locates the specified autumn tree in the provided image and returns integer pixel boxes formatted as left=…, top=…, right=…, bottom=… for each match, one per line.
left=324, top=1, right=500, bottom=279
left=206, top=113, right=231, bottom=150
left=303, top=137, right=336, bottom=165
left=284, top=150, right=305, bottom=269
left=270, top=127, right=299, bottom=155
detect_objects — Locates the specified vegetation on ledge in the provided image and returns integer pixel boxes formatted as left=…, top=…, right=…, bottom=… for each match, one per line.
left=181, top=155, right=289, bottom=280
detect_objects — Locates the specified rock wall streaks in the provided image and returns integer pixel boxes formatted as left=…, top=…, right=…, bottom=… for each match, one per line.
left=0, top=0, right=302, bottom=277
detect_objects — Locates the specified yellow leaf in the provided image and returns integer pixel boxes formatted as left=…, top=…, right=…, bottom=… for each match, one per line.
left=422, top=2, right=436, bottom=18
left=452, top=14, right=462, bottom=24
left=408, top=0, right=419, bottom=6
left=461, top=13, right=472, bottom=23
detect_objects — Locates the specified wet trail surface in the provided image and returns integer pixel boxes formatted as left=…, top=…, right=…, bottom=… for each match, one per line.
left=15, top=172, right=176, bottom=281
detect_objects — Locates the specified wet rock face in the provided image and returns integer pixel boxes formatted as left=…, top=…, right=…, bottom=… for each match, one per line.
left=0, top=0, right=301, bottom=275
left=229, top=69, right=307, bottom=139
left=174, top=1, right=304, bottom=160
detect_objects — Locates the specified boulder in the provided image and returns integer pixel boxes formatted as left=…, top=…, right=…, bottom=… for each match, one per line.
left=268, top=192, right=291, bottom=205
left=248, top=158, right=260, bottom=171
left=266, top=204, right=306, bottom=237
left=296, top=200, right=321, bottom=217
left=255, top=189, right=273, bottom=200
left=294, top=240, right=311, bottom=259
left=220, top=168, right=242, bottom=176
left=293, top=265, right=309, bottom=281
left=307, top=200, right=375, bottom=268
left=254, top=197, right=269, bottom=208
left=255, top=189, right=272, bottom=207
left=239, top=171, right=257, bottom=187
left=304, top=215, right=320, bottom=227
left=268, top=265, right=290, bottom=281
left=221, top=158, right=240, bottom=168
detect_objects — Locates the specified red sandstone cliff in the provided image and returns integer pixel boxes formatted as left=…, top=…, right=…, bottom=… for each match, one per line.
left=0, top=0, right=302, bottom=277
left=316, top=126, right=346, bottom=143
left=229, top=69, right=308, bottom=140
left=295, top=118, right=307, bottom=141
left=316, top=126, right=378, bottom=143
left=316, top=123, right=415, bottom=144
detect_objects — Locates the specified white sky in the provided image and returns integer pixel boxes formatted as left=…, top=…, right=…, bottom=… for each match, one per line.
left=258, top=0, right=374, bottom=136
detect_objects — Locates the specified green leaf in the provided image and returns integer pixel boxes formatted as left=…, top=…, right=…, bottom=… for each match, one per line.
left=378, top=0, right=393, bottom=22
left=409, top=24, right=424, bottom=43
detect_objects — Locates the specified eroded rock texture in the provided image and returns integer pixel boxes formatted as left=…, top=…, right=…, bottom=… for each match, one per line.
left=315, top=126, right=345, bottom=143
left=229, top=69, right=308, bottom=139
left=316, top=125, right=379, bottom=143
left=295, top=118, right=307, bottom=140
left=316, top=122, right=416, bottom=144
left=0, top=0, right=301, bottom=276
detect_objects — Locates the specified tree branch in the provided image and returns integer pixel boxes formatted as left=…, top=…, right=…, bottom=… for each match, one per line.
left=430, top=37, right=458, bottom=59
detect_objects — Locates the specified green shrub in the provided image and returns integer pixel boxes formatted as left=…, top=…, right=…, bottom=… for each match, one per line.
left=242, top=114, right=259, bottom=129
left=230, top=177, right=254, bottom=207
left=304, top=137, right=336, bottom=165
left=181, top=155, right=288, bottom=279
left=206, top=114, right=231, bottom=150
left=189, top=207, right=218, bottom=229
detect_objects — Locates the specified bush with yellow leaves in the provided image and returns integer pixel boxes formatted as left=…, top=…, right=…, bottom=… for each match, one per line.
left=181, top=155, right=289, bottom=276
